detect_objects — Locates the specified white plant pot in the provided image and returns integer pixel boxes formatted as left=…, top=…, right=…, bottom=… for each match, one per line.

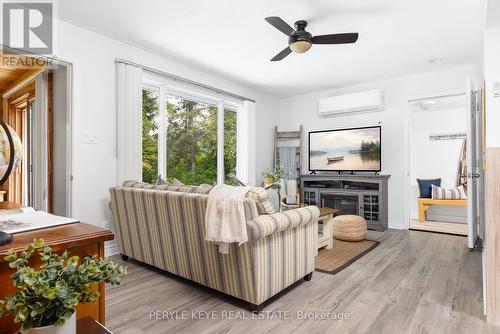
left=24, top=313, right=76, bottom=334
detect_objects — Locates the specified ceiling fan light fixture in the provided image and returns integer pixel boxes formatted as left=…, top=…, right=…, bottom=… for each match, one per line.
left=265, top=17, right=358, bottom=61
left=429, top=58, right=443, bottom=63
left=290, top=40, right=311, bottom=53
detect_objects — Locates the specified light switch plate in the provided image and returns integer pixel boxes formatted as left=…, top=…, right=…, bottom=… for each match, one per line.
left=85, top=134, right=99, bottom=144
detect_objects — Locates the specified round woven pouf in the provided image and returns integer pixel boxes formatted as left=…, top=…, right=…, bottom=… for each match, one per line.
left=332, top=215, right=367, bottom=242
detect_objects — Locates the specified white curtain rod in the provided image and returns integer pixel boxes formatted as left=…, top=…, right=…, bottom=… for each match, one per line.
left=115, top=58, right=256, bottom=103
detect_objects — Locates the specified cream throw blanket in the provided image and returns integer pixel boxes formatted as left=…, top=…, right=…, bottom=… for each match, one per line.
left=205, top=184, right=251, bottom=254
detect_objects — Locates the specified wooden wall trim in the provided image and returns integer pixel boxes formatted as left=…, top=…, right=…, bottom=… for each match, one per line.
left=1, top=68, right=43, bottom=98
left=2, top=81, right=35, bottom=204
left=485, top=147, right=500, bottom=325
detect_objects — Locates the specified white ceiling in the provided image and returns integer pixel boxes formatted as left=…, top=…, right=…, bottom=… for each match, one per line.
left=57, top=0, right=485, bottom=97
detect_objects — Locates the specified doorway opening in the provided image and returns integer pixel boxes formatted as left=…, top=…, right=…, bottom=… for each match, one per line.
left=408, top=94, right=469, bottom=236
left=0, top=57, right=72, bottom=216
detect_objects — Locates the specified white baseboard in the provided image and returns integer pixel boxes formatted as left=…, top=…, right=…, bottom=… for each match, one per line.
left=388, top=221, right=407, bottom=229
left=410, top=215, right=467, bottom=224
left=105, top=240, right=119, bottom=257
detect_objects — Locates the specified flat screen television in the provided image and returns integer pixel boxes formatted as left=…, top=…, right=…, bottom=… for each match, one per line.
left=309, top=126, right=381, bottom=172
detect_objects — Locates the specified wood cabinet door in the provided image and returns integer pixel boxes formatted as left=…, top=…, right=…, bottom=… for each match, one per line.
left=68, top=243, right=104, bottom=322
left=0, top=241, right=105, bottom=334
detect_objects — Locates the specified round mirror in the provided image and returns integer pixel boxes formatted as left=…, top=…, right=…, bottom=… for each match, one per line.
left=0, top=118, right=22, bottom=185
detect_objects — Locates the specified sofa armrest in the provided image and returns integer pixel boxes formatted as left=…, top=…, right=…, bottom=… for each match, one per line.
left=246, top=206, right=320, bottom=242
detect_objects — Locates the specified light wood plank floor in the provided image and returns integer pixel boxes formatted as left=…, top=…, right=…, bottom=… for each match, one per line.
left=106, top=229, right=500, bottom=334
left=410, top=218, right=468, bottom=236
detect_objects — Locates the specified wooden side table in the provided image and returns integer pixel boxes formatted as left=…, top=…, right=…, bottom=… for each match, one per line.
left=281, top=202, right=301, bottom=211
left=0, top=223, right=114, bottom=334
left=78, top=316, right=113, bottom=334
left=317, top=207, right=339, bottom=249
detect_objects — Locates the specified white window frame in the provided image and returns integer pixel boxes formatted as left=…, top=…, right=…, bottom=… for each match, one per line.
left=142, top=76, right=243, bottom=185
left=221, top=102, right=241, bottom=184
left=142, top=84, right=165, bottom=181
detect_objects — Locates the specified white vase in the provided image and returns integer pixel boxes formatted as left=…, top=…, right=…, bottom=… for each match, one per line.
left=24, top=313, right=76, bottom=334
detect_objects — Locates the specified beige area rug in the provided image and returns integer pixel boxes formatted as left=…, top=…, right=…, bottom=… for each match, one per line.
left=315, top=238, right=380, bottom=275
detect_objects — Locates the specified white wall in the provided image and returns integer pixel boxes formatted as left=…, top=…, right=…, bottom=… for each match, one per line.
left=55, top=20, right=279, bottom=229
left=409, top=104, right=467, bottom=223
left=278, top=65, right=480, bottom=228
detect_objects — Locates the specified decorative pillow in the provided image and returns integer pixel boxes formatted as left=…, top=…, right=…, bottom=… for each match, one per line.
left=122, top=180, right=212, bottom=194
left=431, top=184, right=467, bottom=200
left=155, top=184, right=213, bottom=194
left=246, top=187, right=276, bottom=215
left=417, top=178, right=441, bottom=198
left=172, top=177, right=185, bottom=186
left=122, top=180, right=156, bottom=189
left=265, top=187, right=281, bottom=213
left=198, top=184, right=214, bottom=194
left=232, top=178, right=247, bottom=186
left=156, top=175, right=169, bottom=186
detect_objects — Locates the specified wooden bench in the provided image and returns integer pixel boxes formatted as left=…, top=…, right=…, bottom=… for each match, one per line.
left=417, top=198, right=467, bottom=222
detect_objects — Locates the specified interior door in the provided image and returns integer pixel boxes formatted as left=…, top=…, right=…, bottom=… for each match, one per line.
left=466, top=78, right=479, bottom=249
left=476, top=83, right=485, bottom=242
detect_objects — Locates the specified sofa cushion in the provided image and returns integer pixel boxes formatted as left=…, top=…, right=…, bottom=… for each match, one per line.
left=431, top=184, right=467, bottom=200
left=246, top=187, right=276, bottom=215
left=122, top=180, right=156, bottom=189
left=122, top=180, right=212, bottom=194
left=156, top=184, right=212, bottom=194
left=172, top=177, right=185, bottom=186
left=417, top=178, right=441, bottom=198
left=265, top=187, right=281, bottom=213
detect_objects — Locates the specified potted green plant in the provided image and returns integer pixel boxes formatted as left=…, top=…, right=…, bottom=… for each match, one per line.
left=262, top=167, right=284, bottom=186
left=0, top=239, right=127, bottom=334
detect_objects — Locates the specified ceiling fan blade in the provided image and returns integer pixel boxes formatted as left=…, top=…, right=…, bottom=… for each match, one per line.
left=312, top=33, right=359, bottom=44
left=265, top=16, right=295, bottom=37
left=271, top=47, right=292, bottom=61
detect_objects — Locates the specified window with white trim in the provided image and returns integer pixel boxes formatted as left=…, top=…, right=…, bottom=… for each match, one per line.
left=141, top=74, right=241, bottom=185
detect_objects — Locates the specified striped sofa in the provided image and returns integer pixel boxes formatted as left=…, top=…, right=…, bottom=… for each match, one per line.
left=109, top=183, right=320, bottom=310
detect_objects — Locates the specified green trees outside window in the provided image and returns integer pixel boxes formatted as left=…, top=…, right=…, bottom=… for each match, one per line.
left=142, top=89, right=238, bottom=185
left=142, top=89, right=159, bottom=184
left=166, top=95, right=218, bottom=185
left=224, top=108, right=237, bottom=184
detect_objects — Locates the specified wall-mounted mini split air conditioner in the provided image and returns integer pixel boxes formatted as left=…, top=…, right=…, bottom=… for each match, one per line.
left=317, top=89, right=384, bottom=117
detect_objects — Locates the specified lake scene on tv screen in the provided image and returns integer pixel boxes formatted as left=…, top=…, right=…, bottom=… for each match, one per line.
left=310, top=127, right=381, bottom=171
